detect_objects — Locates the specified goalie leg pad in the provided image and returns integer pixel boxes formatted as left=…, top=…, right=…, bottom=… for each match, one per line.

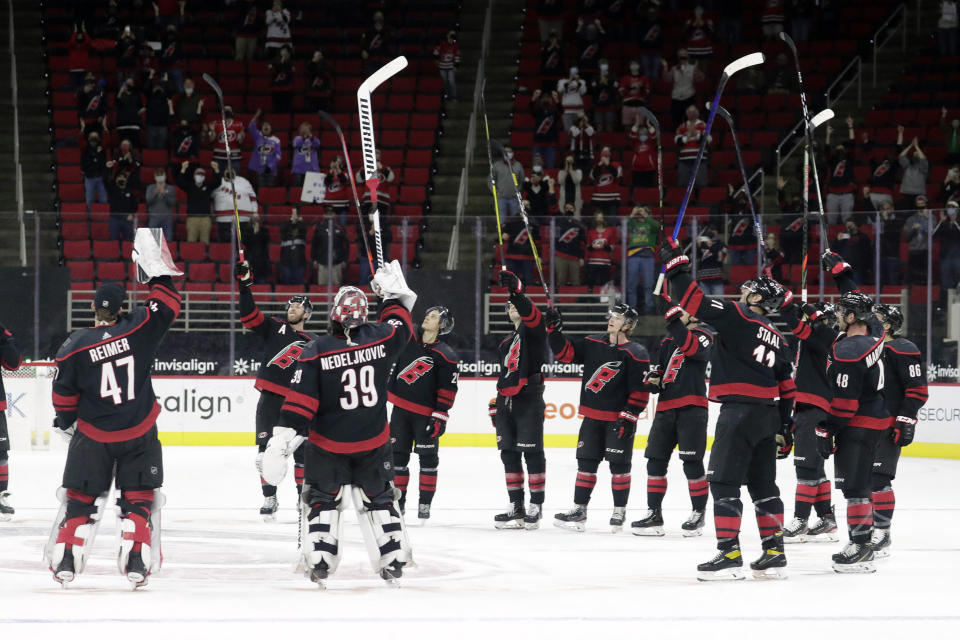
left=302, top=485, right=346, bottom=579
left=45, top=488, right=109, bottom=582
left=117, top=489, right=159, bottom=585
left=352, top=485, right=407, bottom=578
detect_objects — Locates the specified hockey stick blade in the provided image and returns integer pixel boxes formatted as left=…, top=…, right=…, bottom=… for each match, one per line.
left=201, top=73, right=224, bottom=100
left=357, top=56, right=409, bottom=180
left=706, top=103, right=733, bottom=124
left=636, top=106, right=660, bottom=133
left=722, top=52, right=765, bottom=78
left=810, top=108, right=835, bottom=129
left=778, top=31, right=798, bottom=55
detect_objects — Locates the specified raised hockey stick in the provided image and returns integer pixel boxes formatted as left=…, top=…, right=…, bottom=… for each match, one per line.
left=317, top=110, right=376, bottom=276
left=653, top=52, right=765, bottom=295
left=202, top=73, right=244, bottom=262
left=800, top=108, right=835, bottom=301
left=636, top=106, right=665, bottom=243
left=357, top=56, right=409, bottom=270
left=480, top=81, right=507, bottom=270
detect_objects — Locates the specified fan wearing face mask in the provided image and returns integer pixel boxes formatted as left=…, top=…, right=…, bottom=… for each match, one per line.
left=176, top=160, right=223, bottom=245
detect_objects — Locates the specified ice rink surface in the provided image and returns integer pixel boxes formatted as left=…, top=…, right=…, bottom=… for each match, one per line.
left=1, top=446, right=958, bottom=639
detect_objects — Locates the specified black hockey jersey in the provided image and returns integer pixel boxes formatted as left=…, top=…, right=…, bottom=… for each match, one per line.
left=826, top=331, right=890, bottom=431
left=667, top=271, right=796, bottom=423
left=881, top=338, right=928, bottom=420
left=239, top=286, right=316, bottom=397
left=549, top=331, right=649, bottom=421
left=497, top=289, right=549, bottom=396
left=52, top=278, right=181, bottom=442
left=653, top=321, right=714, bottom=412
left=387, top=329, right=460, bottom=417
left=278, top=300, right=415, bottom=453
left=779, top=308, right=836, bottom=413
left=554, top=217, right=585, bottom=261
left=0, top=327, right=22, bottom=412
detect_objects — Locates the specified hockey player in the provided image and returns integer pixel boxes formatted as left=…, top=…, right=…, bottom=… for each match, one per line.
left=547, top=303, right=649, bottom=532
left=489, top=270, right=549, bottom=530
left=631, top=302, right=714, bottom=537
left=47, top=233, right=181, bottom=587
left=777, top=301, right=841, bottom=542
left=387, top=306, right=460, bottom=521
left=260, top=261, right=417, bottom=586
left=660, top=239, right=796, bottom=581
left=870, top=302, right=928, bottom=557
left=0, top=323, right=22, bottom=520
left=236, top=260, right=316, bottom=521
left=818, top=251, right=892, bottom=572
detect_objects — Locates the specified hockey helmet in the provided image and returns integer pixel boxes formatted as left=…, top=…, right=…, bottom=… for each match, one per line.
left=425, top=305, right=454, bottom=335
left=837, top=291, right=875, bottom=324
left=809, top=301, right=838, bottom=326
left=741, top=276, right=785, bottom=314
left=287, top=295, right=313, bottom=319
left=607, top=303, right=639, bottom=332
left=873, top=302, right=903, bottom=335
left=330, top=286, right=368, bottom=329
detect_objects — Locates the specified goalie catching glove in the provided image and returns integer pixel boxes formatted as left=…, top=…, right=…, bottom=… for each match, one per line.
left=259, top=427, right=306, bottom=485
left=370, top=259, right=417, bottom=311
left=132, top=228, right=183, bottom=284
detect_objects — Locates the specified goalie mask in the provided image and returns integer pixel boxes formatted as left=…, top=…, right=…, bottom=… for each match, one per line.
left=288, top=295, right=313, bottom=319
left=425, top=305, right=454, bottom=335
left=330, top=286, right=368, bottom=329
left=873, top=302, right=903, bottom=335
left=607, top=303, right=639, bottom=334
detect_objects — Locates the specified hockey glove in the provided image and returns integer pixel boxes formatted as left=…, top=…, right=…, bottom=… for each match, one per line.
left=658, top=237, right=690, bottom=276
left=815, top=422, right=837, bottom=460
left=615, top=411, right=638, bottom=439
left=779, top=288, right=795, bottom=310
left=664, top=305, right=684, bottom=324
left=543, top=306, right=564, bottom=333
left=236, top=260, right=252, bottom=286
left=488, top=398, right=498, bottom=428
left=498, top=269, right=523, bottom=294
left=891, top=416, right=917, bottom=447
left=132, top=227, right=183, bottom=284
left=371, top=259, right=418, bottom=311
left=820, top=251, right=852, bottom=276
left=427, top=411, right=448, bottom=439
left=260, top=426, right=306, bottom=485
left=776, top=419, right=795, bottom=460
left=800, top=302, right=821, bottom=322
left=643, top=366, right=663, bottom=392
left=52, top=417, right=76, bottom=443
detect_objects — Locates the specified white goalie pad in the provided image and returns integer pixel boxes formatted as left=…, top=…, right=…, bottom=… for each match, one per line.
left=350, top=485, right=411, bottom=575
left=43, top=486, right=111, bottom=578
left=132, top=227, right=184, bottom=284
left=370, top=260, right=417, bottom=311
left=301, top=486, right=346, bottom=578
left=116, top=489, right=166, bottom=578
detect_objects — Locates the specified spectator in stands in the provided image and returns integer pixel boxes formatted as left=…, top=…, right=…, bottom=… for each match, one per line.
left=717, top=1, right=743, bottom=45
left=540, top=30, right=565, bottom=86
left=626, top=205, right=660, bottom=313
left=557, top=67, right=588, bottom=133
left=635, top=6, right=664, bottom=80
left=765, top=233, right=787, bottom=282
left=761, top=0, right=786, bottom=41
left=145, top=71, right=174, bottom=150
left=522, top=169, right=556, bottom=218
left=361, top=11, right=391, bottom=72
left=248, top=110, right=282, bottom=188
left=246, top=213, right=271, bottom=284
left=790, top=0, right=815, bottom=42
left=590, top=147, right=622, bottom=218
left=766, top=53, right=798, bottom=95
left=938, top=0, right=959, bottom=56
left=628, top=114, right=657, bottom=188
left=936, top=200, right=960, bottom=306
left=855, top=186, right=878, bottom=221
left=618, top=60, right=650, bottom=129
left=898, top=128, right=929, bottom=206
left=176, top=78, right=204, bottom=127
left=568, top=113, right=596, bottom=174
left=106, top=140, right=143, bottom=192
left=115, top=76, right=144, bottom=147
left=877, top=200, right=903, bottom=286
left=67, top=24, right=111, bottom=89
left=264, top=1, right=292, bottom=59
left=537, top=0, right=564, bottom=42
left=776, top=176, right=805, bottom=264
left=355, top=149, right=396, bottom=218
left=725, top=186, right=758, bottom=266
left=942, top=107, right=960, bottom=165
left=557, top=154, right=584, bottom=216
left=574, top=17, right=605, bottom=79
left=77, top=73, right=107, bottom=140
left=554, top=204, right=585, bottom=286
left=153, top=0, right=184, bottom=29
left=675, top=105, right=710, bottom=188
left=278, top=207, right=307, bottom=285
left=867, top=149, right=899, bottom=210
left=590, top=60, right=618, bottom=133
left=530, top=89, right=562, bottom=169
left=835, top=219, right=873, bottom=286
left=305, top=49, right=335, bottom=113
left=492, top=145, right=524, bottom=217
left=357, top=220, right=391, bottom=285
left=944, top=165, right=960, bottom=203
left=209, top=105, right=244, bottom=169
left=115, top=25, right=140, bottom=88
left=234, top=1, right=260, bottom=61
left=145, top=167, right=176, bottom=241
left=904, top=195, right=933, bottom=284
left=323, top=157, right=351, bottom=224
left=585, top=211, right=616, bottom=290
left=82, top=131, right=109, bottom=211
left=664, top=49, right=704, bottom=128
left=291, top=122, right=321, bottom=187
left=107, top=172, right=137, bottom=241
left=213, top=168, right=257, bottom=243
left=683, top=6, right=714, bottom=60
left=434, top=30, right=460, bottom=101
left=694, top=228, right=727, bottom=296
left=270, top=45, right=295, bottom=113
left=158, top=24, right=184, bottom=93
left=312, top=207, right=348, bottom=287
left=823, top=117, right=856, bottom=223
left=172, top=119, right=199, bottom=160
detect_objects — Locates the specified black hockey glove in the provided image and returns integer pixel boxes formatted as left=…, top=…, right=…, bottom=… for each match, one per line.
left=498, top=269, right=523, bottom=294
left=800, top=302, right=820, bottom=321
left=488, top=398, right=498, bottom=428
left=427, top=411, right=448, bottom=439
left=658, top=237, right=690, bottom=276
left=52, top=417, right=76, bottom=443
left=815, top=422, right=837, bottom=459
left=615, top=410, right=638, bottom=439
left=643, top=366, right=663, bottom=392
left=664, top=305, right=684, bottom=324
left=543, top=306, right=564, bottom=333
left=891, top=416, right=917, bottom=447
left=236, top=260, right=252, bottom=287
left=820, top=251, right=852, bottom=277
left=776, top=418, right=795, bottom=460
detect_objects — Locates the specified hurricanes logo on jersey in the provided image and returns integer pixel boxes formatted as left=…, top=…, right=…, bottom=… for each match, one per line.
left=399, top=356, right=434, bottom=384
left=505, top=335, right=521, bottom=373
left=663, top=349, right=685, bottom=384
left=269, top=340, right=307, bottom=369
left=586, top=361, right=622, bottom=393
left=558, top=227, right=580, bottom=244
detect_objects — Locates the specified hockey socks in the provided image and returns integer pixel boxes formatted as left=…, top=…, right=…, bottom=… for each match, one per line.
left=574, top=471, right=597, bottom=505
left=711, top=484, right=742, bottom=549
left=419, top=465, right=438, bottom=506
left=794, top=480, right=817, bottom=521
left=501, top=451, right=525, bottom=504
left=688, top=477, right=708, bottom=512
left=814, top=479, right=833, bottom=517
left=610, top=463, right=631, bottom=508
left=0, top=458, right=8, bottom=492
left=871, top=486, right=895, bottom=531
left=525, top=451, right=546, bottom=505
left=753, top=496, right=785, bottom=548
left=294, top=463, right=305, bottom=495
left=261, top=478, right=277, bottom=498
left=647, top=476, right=667, bottom=509
left=846, top=497, right=873, bottom=544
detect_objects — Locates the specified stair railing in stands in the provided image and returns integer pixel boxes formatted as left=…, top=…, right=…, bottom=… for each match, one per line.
left=872, top=3, right=908, bottom=87
left=9, top=0, right=25, bottom=267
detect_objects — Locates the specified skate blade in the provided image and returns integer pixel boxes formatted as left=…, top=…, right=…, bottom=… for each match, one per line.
left=418, top=518, right=429, bottom=527
left=523, top=521, right=541, bottom=531
left=0, top=513, right=12, bottom=522
left=873, top=548, right=890, bottom=559
left=53, top=570, right=75, bottom=585
left=697, top=568, right=745, bottom=582
left=494, top=520, right=524, bottom=530
left=681, top=527, right=704, bottom=538
left=806, top=532, right=839, bottom=543
left=783, top=534, right=807, bottom=544
left=261, top=513, right=277, bottom=523
left=610, top=524, right=623, bottom=534
left=553, top=519, right=586, bottom=532
left=631, top=526, right=665, bottom=537
left=832, top=561, right=876, bottom=574
left=127, top=573, right=149, bottom=589
left=751, top=567, right=787, bottom=580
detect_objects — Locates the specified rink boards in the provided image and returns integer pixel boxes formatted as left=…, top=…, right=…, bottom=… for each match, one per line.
left=4, top=375, right=959, bottom=458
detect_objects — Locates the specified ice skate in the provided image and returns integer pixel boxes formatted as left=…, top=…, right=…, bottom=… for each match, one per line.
left=494, top=501, right=525, bottom=529
left=0, top=491, right=14, bottom=521
left=871, top=528, right=892, bottom=558
left=680, top=510, right=705, bottom=537
left=696, top=546, right=745, bottom=581
left=750, top=545, right=787, bottom=580
left=125, top=550, right=149, bottom=589
left=609, top=507, right=626, bottom=533
left=308, top=559, right=329, bottom=589
left=524, top=503, right=542, bottom=530
left=806, top=513, right=838, bottom=542
left=630, top=508, right=665, bottom=536
left=553, top=505, right=587, bottom=532
left=832, top=542, right=876, bottom=573
left=417, top=503, right=430, bottom=524
left=51, top=547, right=76, bottom=586
left=783, top=517, right=808, bottom=543
left=260, top=496, right=278, bottom=522
left=380, top=559, right=404, bottom=586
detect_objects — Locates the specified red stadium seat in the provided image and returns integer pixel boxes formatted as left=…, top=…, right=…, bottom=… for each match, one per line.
left=188, top=262, right=217, bottom=282
left=178, top=241, right=207, bottom=262
left=69, top=261, right=95, bottom=280
left=97, top=261, right=128, bottom=281
left=92, top=240, right=121, bottom=259
left=62, top=241, right=90, bottom=260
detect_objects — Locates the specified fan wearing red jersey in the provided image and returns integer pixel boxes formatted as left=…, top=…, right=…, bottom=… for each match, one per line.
left=0, top=323, right=22, bottom=520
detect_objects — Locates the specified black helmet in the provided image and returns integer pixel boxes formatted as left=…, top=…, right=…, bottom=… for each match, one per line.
left=874, top=302, right=903, bottom=335
left=288, top=295, right=313, bottom=319
left=837, top=291, right=875, bottom=324
left=608, top=303, right=639, bottom=333
left=425, top=305, right=454, bottom=335
left=742, top=276, right=785, bottom=314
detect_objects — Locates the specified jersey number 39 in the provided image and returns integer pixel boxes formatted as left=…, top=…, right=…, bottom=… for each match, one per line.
left=341, top=365, right=378, bottom=410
